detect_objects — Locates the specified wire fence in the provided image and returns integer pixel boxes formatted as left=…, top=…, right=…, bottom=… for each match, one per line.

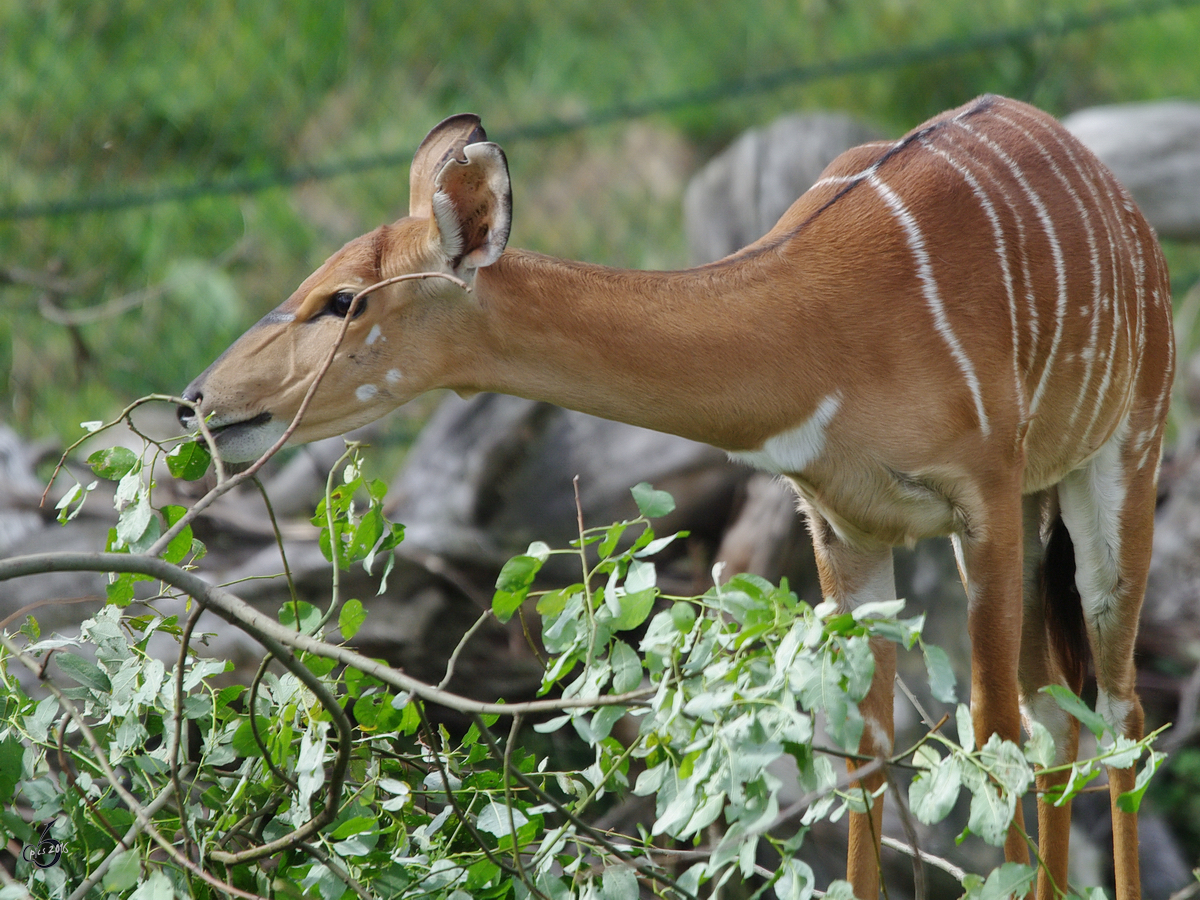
left=3, top=0, right=1198, bottom=222
left=3, top=0, right=1199, bottom=443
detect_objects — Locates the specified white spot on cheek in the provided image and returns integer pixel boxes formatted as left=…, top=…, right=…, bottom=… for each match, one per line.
left=385, top=369, right=403, bottom=385
left=355, top=384, right=378, bottom=402
left=365, top=324, right=384, bottom=346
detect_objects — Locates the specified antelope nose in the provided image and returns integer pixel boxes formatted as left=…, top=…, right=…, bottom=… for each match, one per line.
left=178, top=386, right=202, bottom=429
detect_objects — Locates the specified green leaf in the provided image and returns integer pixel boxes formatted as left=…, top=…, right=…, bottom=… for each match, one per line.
left=1041, top=684, right=1109, bottom=739
left=166, top=441, right=211, bottom=480
left=670, top=601, right=697, bottom=633
left=1024, top=720, right=1057, bottom=768
left=1100, top=735, right=1143, bottom=771
left=590, top=705, right=626, bottom=741
left=840, top=636, right=875, bottom=701
left=978, top=863, right=1036, bottom=900
left=923, top=643, right=957, bottom=704
left=106, top=573, right=136, bottom=606
left=852, top=599, right=907, bottom=620
left=495, top=553, right=544, bottom=592
left=823, top=676, right=864, bottom=753
left=338, top=598, right=367, bottom=639
left=977, top=734, right=1033, bottom=796
left=1116, top=749, right=1163, bottom=813
left=476, top=800, right=528, bottom=838
left=960, top=873, right=986, bottom=900
left=822, top=881, right=858, bottom=900
left=611, top=587, right=656, bottom=631
left=625, top=559, right=656, bottom=593
left=161, top=505, right=194, bottom=564
left=347, top=507, right=384, bottom=563
left=966, top=775, right=1016, bottom=846
left=909, top=745, right=962, bottom=824
left=957, top=703, right=975, bottom=754
left=278, top=600, right=322, bottom=635
left=116, top=488, right=155, bottom=547
left=54, top=480, right=97, bottom=524
left=775, top=859, right=816, bottom=900
left=102, top=849, right=141, bottom=891
left=610, top=639, right=642, bottom=693
left=87, top=446, right=138, bottom=481
left=331, top=816, right=380, bottom=840
left=602, top=865, right=638, bottom=900
left=634, top=532, right=681, bottom=558
left=492, top=554, right=545, bottom=622
left=55, top=652, right=111, bottom=692
left=630, top=482, right=675, bottom=518
left=823, top=612, right=857, bottom=636
left=598, top=522, right=628, bottom=557
left=536, top=585, right=581, bottom=617
left=303, top=654, right=337, bottom=677
left=0, top=739, right=23, bottom=805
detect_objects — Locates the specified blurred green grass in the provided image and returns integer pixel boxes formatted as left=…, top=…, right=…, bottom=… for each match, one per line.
left=2, top=0, right=1199, bottom=444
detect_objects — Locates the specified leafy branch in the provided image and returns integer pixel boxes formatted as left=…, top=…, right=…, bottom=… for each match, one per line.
left=0, top=271, right=1169, bottom=896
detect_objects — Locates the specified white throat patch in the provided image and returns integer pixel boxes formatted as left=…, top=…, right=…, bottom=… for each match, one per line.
left=729, top=393, right=841, bottom=476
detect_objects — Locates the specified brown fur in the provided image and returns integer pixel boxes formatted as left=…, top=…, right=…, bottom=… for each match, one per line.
left=180, top=97, right=1173, bottom=899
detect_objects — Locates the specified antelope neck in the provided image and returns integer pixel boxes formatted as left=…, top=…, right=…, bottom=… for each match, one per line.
left=453, top=248, right=829, bottom=452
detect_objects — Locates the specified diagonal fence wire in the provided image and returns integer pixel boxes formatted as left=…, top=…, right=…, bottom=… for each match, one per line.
left=2, top=0, right=1198, bottom=222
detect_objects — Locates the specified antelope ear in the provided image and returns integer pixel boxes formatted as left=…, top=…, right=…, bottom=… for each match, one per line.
left=409, top=113, right=487, bottom=218
left=429, top=141, right=512, bottom=270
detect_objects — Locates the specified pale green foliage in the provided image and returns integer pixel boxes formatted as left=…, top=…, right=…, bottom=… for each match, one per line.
left=0, top=441, right=1168, bottom=898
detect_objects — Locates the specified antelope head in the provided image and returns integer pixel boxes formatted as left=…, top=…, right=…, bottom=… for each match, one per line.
left=177, top=114, right=512, bottom=463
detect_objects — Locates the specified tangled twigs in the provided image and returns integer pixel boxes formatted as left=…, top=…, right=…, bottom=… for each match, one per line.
left=0, top=634, right=261, bottom=900
left=0, top=554, right=353, bottom=867
left=0, top=552, right=653, bottom=721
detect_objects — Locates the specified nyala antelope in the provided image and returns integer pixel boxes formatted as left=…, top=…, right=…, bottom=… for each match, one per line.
left=179, top=95, right=1174, bottom=898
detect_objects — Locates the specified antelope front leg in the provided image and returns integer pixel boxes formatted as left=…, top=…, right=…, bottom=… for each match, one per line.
left=805, top=507, right=897, bottom=900
left=957, top=490, right=1031, bottom=870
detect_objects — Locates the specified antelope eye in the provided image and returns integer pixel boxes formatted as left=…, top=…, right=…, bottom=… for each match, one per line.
left=329, top=290, right=366, bottom=318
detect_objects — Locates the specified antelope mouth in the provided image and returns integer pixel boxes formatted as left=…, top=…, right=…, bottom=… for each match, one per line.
left=191, top=411, right=287, bottom=464
left=206, top=411, right=274, bottom=437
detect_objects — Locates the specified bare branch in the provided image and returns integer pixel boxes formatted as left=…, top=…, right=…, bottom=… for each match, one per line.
left=878, top=836, right=968, bottom=884
left=0, top=551, right=653, bottom=718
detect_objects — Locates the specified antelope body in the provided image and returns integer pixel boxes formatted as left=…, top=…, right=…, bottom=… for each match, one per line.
left=179, top=95, right=1174, bottom=898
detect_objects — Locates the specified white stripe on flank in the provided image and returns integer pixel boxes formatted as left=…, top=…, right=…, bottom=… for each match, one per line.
left=729, top=393, right=841, bottom=475
left=924, top=139, right=1026, bottom=421
left=941, top=128, right=1041, bottom=371
left=994, top=110, right=1104, bottom=433
left=1073, top=159, right=1125, bottom=446
left=868, top=171, right=991, bottom=436
left=953, top=120, right=1068, bottom=417
left=811, top=173, right=864, bottom=189
left=811, top=140, right=900, bottom=191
